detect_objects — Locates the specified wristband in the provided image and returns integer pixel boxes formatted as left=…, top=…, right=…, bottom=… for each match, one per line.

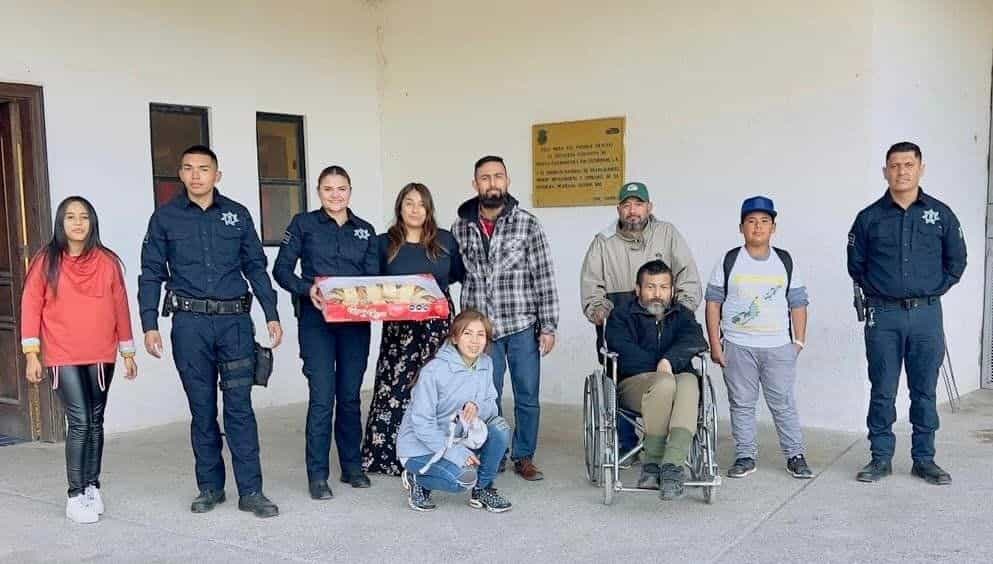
left=22, top=337, right=41, bottom=355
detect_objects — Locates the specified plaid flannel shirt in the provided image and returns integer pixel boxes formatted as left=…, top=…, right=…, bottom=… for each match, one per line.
left=452, top=196, right=559, bottom=340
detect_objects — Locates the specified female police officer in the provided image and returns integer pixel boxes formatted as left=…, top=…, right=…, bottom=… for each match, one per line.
left=274, top=165, right=378, bottom=499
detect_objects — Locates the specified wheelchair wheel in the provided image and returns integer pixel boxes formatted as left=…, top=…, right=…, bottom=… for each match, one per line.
left=600, top=374, right=617, bottom=505
left=603, top=462, right=615, bottom=505
left=601, top=415, right=615, bottom=505
left=704, top=376, right=720, bottom=480
left=692, top=366, right=721, bottom=504
left=688, top=431, right=702, bottom=479
left=701, top=372, right=720, bottom=505
left=703, top=486, right=714, bottom=504
left=583, top=373, right=602, bottom=485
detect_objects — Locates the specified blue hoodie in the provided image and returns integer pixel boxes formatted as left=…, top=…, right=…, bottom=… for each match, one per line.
left=396, top=342, right=500, bottom=468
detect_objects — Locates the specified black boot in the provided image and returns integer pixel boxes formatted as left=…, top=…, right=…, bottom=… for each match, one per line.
left=659, top=463, right=685, bottom=501
left=239, top=493, right=279, bottom=518
left=911, top=460, right=952, bottom=485
left=856, top=459, right=892, bottom=483
left=308, top=480, right=334, bottom=500
left=637, top=463, right=661, bottom=490
left=340, top=470, right=372, bottom=488
left=190, top=490, right=226, bottom=513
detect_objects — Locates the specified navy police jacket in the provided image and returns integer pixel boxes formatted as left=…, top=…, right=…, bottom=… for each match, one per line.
left=272, top=208, right=379, bottom=298
left=138, top=190, right=279, bottom=332
left=847, top=189, right=966, bottom=300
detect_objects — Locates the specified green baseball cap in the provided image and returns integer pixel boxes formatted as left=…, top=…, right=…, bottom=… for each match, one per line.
left=618, top=181, right=650, bottom=202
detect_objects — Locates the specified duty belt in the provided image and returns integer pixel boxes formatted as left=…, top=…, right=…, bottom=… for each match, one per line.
left=865, top=296, right=939, bottom=310
left=167, top=292, right=252, bottom=315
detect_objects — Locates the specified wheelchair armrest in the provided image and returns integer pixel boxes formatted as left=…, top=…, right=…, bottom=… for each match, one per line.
left=599, top=347, right=619, bottom=360
left=691, top=351, right=710, bottom=376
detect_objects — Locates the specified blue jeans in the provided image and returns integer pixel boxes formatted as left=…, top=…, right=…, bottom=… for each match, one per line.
left=404, top=417, right=511, bottom=491
left=490, top=325, right=541, bottom=460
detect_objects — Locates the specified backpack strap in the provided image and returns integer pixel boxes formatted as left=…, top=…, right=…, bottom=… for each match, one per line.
left=721, top=247, right=741, bottom=307
left=772, top=247, right=794, bottom=339
left=773, top=247, right=793, bottom=299
left=718, top=247, right=742, bottom=340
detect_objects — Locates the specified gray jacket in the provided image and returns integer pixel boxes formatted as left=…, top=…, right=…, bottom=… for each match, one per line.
left=396, top=342, right=500, bottom=467
left=580, top=217, right=702, bottom=318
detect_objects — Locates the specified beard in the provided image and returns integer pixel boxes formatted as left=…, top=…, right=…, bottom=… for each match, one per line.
left=480, top=191, right=508, bottom=209
left=619, top=216, right=649, bottom=232
left=642, top=299, right=669, bottom=318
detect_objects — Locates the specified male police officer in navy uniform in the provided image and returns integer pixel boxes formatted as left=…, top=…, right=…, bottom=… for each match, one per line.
left=139, top=145, right=284, bottom=517
left=847, top=141, right=966, bottom=485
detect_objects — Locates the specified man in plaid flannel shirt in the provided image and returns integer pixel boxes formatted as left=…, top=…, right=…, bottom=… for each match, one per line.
left=452, top=155, right=560, bottom=481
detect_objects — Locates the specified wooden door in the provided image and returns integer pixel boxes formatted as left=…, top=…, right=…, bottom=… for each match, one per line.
left=0, top=84, right=58, bottom=441
left=0, top=101, right=31, bottom=438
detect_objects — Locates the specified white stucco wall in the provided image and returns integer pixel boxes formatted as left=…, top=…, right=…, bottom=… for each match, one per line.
left=868, top=0, right=993, bottom=422
left=1, top=0, right=386, bottom=432
left=380, top=0, right=993, bottom=431
left=2, top=0, right=990, bottom=434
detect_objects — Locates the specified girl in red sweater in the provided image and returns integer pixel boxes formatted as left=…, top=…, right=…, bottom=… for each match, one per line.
left=20, top=196, right=138, bottom=524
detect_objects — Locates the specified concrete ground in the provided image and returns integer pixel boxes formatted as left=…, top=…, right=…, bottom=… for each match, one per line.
left=2, top=390, right=992, bottom=564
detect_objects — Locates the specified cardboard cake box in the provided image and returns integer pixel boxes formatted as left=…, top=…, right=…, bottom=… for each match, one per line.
left=316, top=274, right=450, bottom=322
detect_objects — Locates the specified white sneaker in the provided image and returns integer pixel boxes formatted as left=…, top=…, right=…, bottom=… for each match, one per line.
left=84, top=485, right=104, bottom=515
left=66, top=494, right=99, bottom=524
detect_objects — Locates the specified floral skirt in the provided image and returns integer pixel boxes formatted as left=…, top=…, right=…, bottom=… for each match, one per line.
left=361, top=316, right=451, bottom=475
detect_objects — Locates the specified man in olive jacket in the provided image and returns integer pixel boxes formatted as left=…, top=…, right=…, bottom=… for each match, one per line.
left=581, top=181, right=702, bottom=325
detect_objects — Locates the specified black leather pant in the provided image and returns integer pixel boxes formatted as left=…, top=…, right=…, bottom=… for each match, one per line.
left=52, top=364, right=114, bottom=496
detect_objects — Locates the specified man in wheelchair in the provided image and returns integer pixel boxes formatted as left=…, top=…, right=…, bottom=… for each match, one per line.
left=605, top=260, right=708, bottom=499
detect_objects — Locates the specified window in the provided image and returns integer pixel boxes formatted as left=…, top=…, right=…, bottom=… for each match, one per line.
left=257, top=113, right=306, bottom=245
left=149, top=103, right=209, bottom=207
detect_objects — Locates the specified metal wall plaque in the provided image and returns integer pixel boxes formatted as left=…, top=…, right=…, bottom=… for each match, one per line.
left=532, top=116, right=625, bottom=207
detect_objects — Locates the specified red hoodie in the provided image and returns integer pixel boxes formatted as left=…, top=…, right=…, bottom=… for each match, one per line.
left=20, top=249, right=135, bottom=367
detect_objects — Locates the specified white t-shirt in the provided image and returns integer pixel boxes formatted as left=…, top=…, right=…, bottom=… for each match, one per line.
left=706, top=247, right=807, bottom=348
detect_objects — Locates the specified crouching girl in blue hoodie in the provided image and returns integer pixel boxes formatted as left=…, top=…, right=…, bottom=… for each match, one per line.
left=396, top=309, right=513, bottom=512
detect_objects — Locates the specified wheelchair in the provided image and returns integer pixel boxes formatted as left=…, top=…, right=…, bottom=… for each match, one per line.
left=583, top=340, right=721, bottom=505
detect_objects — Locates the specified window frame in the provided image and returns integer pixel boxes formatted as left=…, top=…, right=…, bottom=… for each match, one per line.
left=256, top=112, right=307, bottom=246
left=148, top=103, right=210, bottom=208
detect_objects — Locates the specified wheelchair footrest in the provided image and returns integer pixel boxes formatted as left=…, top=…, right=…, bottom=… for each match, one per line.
left=683, top=477, right=722, bottom=487
left=615, top=476, right=721, bottom=492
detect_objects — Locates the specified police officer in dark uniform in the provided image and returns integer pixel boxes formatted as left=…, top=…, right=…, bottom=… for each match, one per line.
left=139, top=145, right=284, bottom=517
left=847, top=141, right=966, bottom=485
left=273, top=165, right=378, bottom=500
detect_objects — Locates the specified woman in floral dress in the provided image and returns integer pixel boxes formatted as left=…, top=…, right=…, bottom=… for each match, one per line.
left=361, top=183, right=463, bottom=475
